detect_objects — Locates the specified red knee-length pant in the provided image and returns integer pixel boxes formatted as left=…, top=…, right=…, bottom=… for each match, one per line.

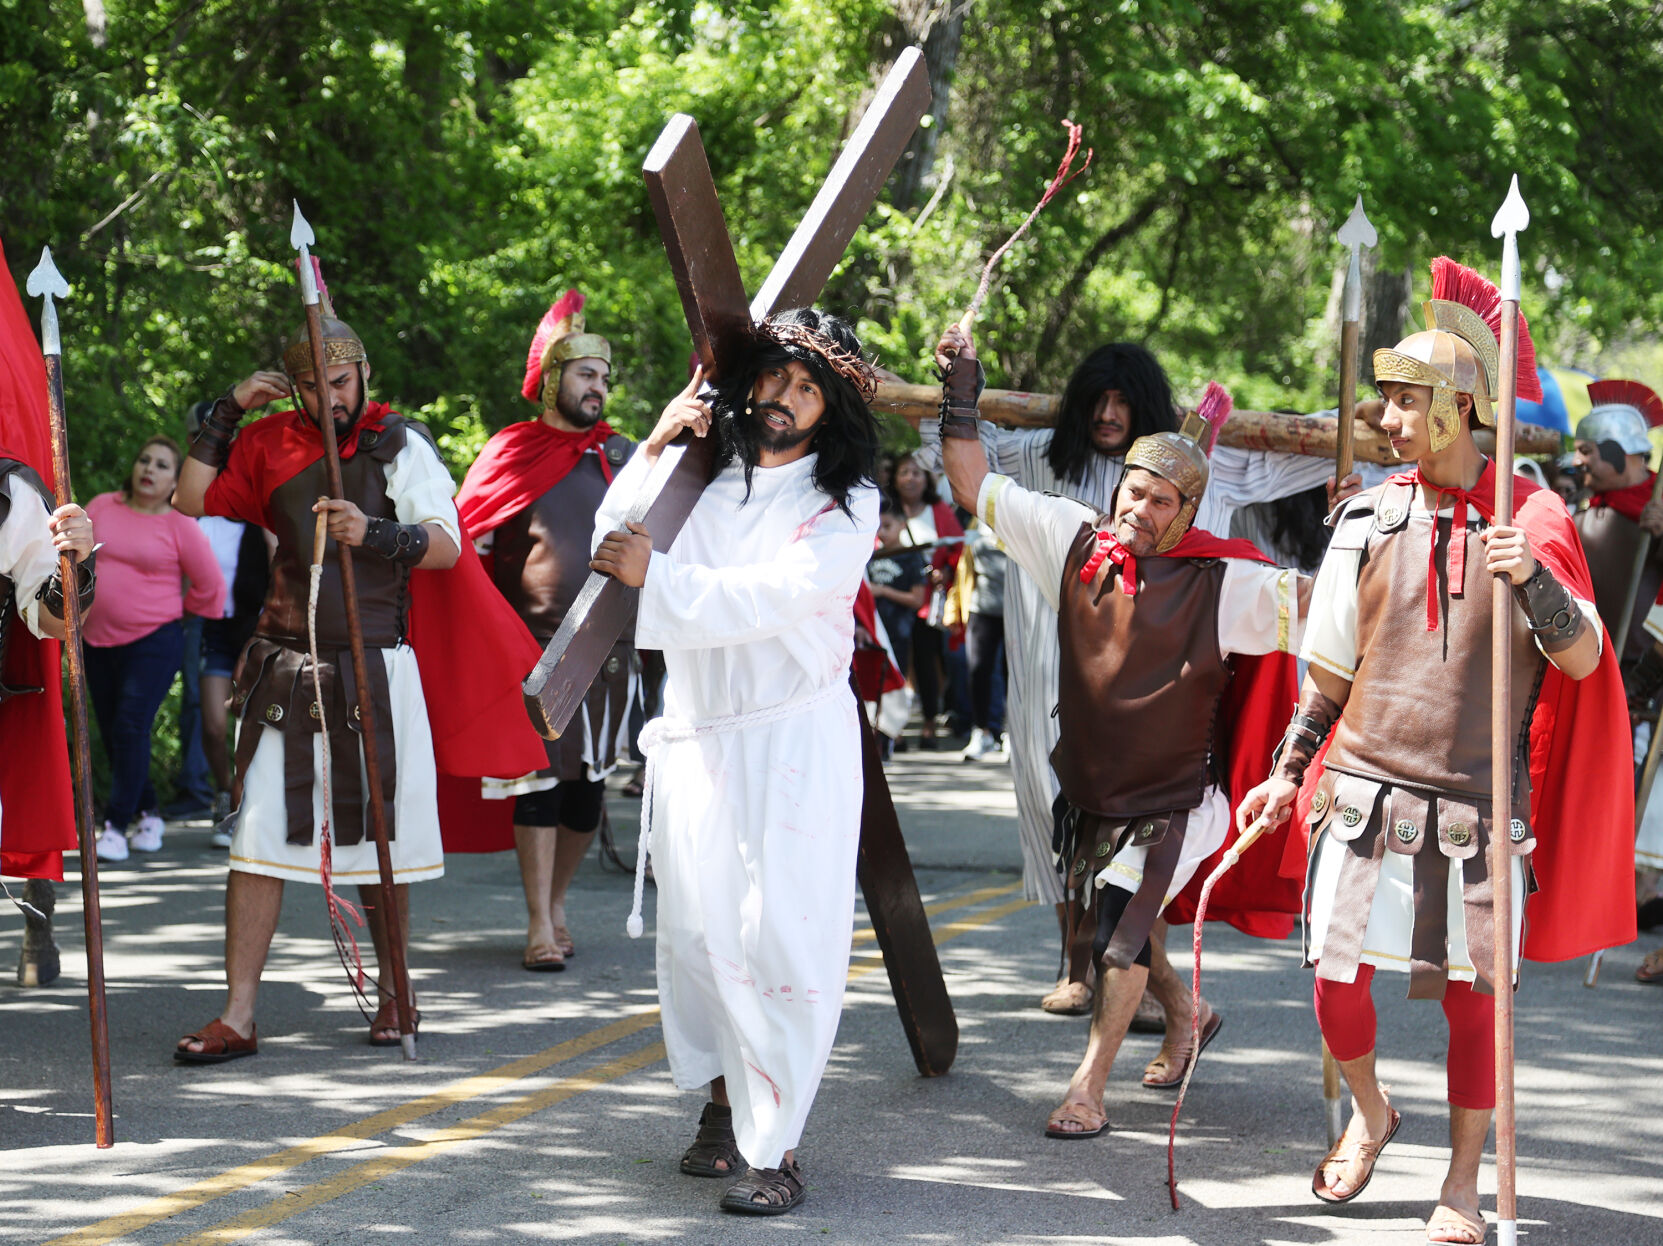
left=1314, top=964, right=1496, bottom=1110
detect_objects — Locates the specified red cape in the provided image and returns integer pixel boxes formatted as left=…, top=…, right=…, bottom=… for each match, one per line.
left=1132, top=529, right=1305, bottom=937
left=1589, top=478, right=1663, bottom=606
left=0, top=237, right=75, bottom=880
left=455, top=417, right=617, bottom=541
left=853, top=580, right=906, bottom=701
left=204, top=402, right=548, bottom=852
left=1280, top=463, right=1636, bottom=962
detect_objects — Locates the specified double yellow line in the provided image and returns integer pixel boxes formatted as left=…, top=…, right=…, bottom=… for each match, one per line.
left=49, top=879, right=1028, bottom=1246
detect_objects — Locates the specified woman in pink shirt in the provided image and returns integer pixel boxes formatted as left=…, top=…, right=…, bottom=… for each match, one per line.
left=84, top=436, right=225, bottom=860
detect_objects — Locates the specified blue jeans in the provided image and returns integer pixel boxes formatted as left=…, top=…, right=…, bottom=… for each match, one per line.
left=86, top=620, right=184, bottom=827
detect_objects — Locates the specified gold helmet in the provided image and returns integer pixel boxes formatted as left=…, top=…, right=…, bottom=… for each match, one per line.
left=281, top=316, right=367, bottom=378
left=1120, top=382, right=1232, bottom=552
left=1372, top=257, right=1540, bottom=455
left=522, top=288, right=610, bottom=406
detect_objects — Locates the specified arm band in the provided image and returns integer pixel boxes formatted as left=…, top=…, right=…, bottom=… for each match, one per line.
left=1512, top=563, right=1584, bottom=654
left=1271, top=687, right=1342, bottom=787
left=937, top=353, right=984, bottom=442
left=361, top=517, right=431, bottom=566
left=187, top=391, right=247, bottom=470
left=37, top=551, right=96, bottom=620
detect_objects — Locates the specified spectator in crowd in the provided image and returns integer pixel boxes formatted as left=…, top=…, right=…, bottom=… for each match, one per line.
left=959, top=519, right=1008, bottom=762
left=889, top=452, right=963, bottom=746
left=867, top=499, right=927, bottom=691
left=84, top=436, right=225, bottom=861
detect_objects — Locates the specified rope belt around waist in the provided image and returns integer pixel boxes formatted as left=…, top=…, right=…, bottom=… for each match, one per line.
left=626, top=678, right=853, bottom=937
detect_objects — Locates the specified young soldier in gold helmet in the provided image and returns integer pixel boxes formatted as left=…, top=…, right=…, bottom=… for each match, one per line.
left=1240, top=258, right=1632, bottom=1244
left=936, top=321, right=1312, bottom=1142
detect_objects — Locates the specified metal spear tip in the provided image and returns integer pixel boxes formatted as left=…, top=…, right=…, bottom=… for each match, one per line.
left=289, top=200, right=316, bottom=250
left=25, top=246, right=69, bottom=300
left=1336, top=194, right=1377, bottom=251
left=1491, top=174, right=1530, bottom=237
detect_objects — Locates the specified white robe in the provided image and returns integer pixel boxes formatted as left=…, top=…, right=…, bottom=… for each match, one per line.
left=595, top=446, right=878, bottom=1169
left=228, top=437, right=459, bottom=885
left=976, top=473, right=1301, bottom=902
left=917, top=418, right=1333, bottom=902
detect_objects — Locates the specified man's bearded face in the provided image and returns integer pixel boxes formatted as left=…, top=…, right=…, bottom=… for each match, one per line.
left=293, top=364, right=367, bottom=440
left=1090, top=389, right=1134, bottom=455
left=1572, top=438, right=1630, bottom=490
left=550, top=357, right=610, bottom=429
left=746, top=358, right=827, bottom=457
left=1111, top=467, right=1183, bottom=556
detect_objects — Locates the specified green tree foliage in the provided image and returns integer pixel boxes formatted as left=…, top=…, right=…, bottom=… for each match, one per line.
left=3, top=0, right=1659, bottom=496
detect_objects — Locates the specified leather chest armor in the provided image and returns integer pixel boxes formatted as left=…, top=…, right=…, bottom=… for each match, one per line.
left=1051, top=520, right=1231, bottom=819
left=1575, top=502, right=1662, bottom=667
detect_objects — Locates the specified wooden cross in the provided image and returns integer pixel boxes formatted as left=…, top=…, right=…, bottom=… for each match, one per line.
left=522, top=49, right=959, bottom=1076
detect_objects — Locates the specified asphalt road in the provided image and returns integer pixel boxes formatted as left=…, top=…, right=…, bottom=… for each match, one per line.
left=2, top=745, right=1660, bottom=1245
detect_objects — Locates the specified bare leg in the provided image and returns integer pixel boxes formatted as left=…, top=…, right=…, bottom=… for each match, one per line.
left=515, top=824, right=558, bottom=959
left=548, top=825, right=595, bottom=956
left=1427, top=1107, right=1492, bottom=1242
left=358, top=881, right=414, bottom=1037
left=1319, top=1048, right=1396, bottom=1198
left=1041, top=899, right=1095, bottom=1012
left=1142, top=921, right=1218, bottom=1081
left=1046, top=960, right=1149, bottom=1133
left=177, top=869, right=283, bottom=1050
left=200, top=673, right=234, bottom=795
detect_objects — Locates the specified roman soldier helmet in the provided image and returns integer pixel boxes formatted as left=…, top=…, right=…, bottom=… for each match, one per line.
left=281, top=316, right=367, bottom=378
left=1373, top=256, right=1543, bottom=455
left=1577, top=379, right=1663, bottom=458
left=1121, top=382, right=1232, bottom=552
left=522, top=288, right=611, bottom=404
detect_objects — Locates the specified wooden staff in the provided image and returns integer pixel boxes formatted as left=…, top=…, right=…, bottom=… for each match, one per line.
left=25, top=246, right=114, bottom=1146
left=1334, top=196, right=1377, bottom=484
left=870, top=381, right=1564, bottom=464
left=1489, top=175, right=1530, bottom=1246
left=288, top=204, right=415, bottom=1059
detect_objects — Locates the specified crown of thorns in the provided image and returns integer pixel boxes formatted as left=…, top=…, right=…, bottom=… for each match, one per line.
left=753, top=320, right=878, bottom=404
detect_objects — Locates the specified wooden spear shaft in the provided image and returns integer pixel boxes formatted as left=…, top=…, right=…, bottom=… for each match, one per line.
left=39, top=349, right=114, bottom=1147
left=1489, top=174, right=1530, bottom=1246
left=294, top=289, right=417, bottom=1061
left=1335, top=321, right=1360, bottom=485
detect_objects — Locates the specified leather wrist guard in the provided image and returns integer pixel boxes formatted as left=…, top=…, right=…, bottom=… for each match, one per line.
left=37, top=551, right=96, bottom=620
left=361, top=517, right=430, bottom=566
left=937, top=353, right=984, bottom=442
left=1627, top=644, right=1663, bottom=715
left=1512, top=563, right=1583, bottom=653
left=187, top=391, right=247, bottom=470
left=1271, top=688, right=1341, bottom=786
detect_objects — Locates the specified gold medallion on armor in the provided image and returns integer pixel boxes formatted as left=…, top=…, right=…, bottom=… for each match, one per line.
left=1136, top=820, right=1157, bottom=841
left=1340, top=805, right=1363, bottom=828
left=1310, top=790, right=1328, bottom=816
left=1509, top=818, right=1527, bottom=843
left=1446, top=822, right=1472, bottom=847
left=604, top=655, right=621, bottom=676
left=1378, top=503, right=1404, bottom=527
left=265, top=704, right=284, bottom=723
left=1072, top=859, right=1088, bottom=876
left=308, top=702, right=321, bottom=720
left=1394, top=819, right=1417, bottom=844
left=1094, top=840, right=1112, bottom=858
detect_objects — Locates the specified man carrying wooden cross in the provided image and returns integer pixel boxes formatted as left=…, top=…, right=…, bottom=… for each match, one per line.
left=588, top=306, right=881, bottom=1217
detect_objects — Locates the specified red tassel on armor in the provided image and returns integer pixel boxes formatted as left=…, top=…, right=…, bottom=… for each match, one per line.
left=1429, top=256, right=1543, bottom=403
left=1192, top=381, right=1233, bottom=454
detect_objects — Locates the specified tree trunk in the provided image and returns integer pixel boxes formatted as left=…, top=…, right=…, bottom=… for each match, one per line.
left=889, top=1, right=965, bottom=210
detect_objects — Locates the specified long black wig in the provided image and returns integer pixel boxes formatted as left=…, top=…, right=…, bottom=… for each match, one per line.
left=1045, top=342, right=1179, bottom=485
left=707, top=307, right=881, bottom=517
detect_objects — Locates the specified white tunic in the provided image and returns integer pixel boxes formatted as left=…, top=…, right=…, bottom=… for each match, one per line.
left=228, top=437, right=460, bottom=886
left=976, top=473, right=1300, bottom=903
left=917, top=419, right=1332, bottom=901
left=1298, top=490, right=1599, bottom=982
left=595, top=445, right=878, bottom=1170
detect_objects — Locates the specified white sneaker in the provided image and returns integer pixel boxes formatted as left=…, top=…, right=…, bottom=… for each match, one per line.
left=960, top=728, right=994, bottom=762
left=130, top=813, right=164, bottom=853
left=94, top=824, right=129, bottom=862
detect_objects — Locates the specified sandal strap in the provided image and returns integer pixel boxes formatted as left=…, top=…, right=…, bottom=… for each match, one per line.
left=728, top=1160, right=804, bottom=1206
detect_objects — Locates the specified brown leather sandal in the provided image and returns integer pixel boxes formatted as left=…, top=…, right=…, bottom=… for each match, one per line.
left=720, top=1157, right=806, bottom=1215
left=174, top=1018, right=258, bottom=1064
left=1312, top=1098, right=1401, bottom=1204
left=369, top=1000, right=420, bottom=1047
left=680, top=1102, right=741, bottom=1177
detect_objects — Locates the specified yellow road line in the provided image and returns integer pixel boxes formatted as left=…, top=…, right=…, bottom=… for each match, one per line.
left=43, top=1011, right=661, bottom=1246
left=51, top=881, right=1033, bottom=1246
left=168, top=1041, right=669, bottom=1246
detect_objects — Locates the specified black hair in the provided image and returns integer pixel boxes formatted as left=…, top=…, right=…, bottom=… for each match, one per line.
left=707, top=307, right=880, bottom=517
left=1046, top=342, right=1179, bottom=484
left=1270, top=484, right=1332, bottom=573
left=887, top=451, right=940, bottom=508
